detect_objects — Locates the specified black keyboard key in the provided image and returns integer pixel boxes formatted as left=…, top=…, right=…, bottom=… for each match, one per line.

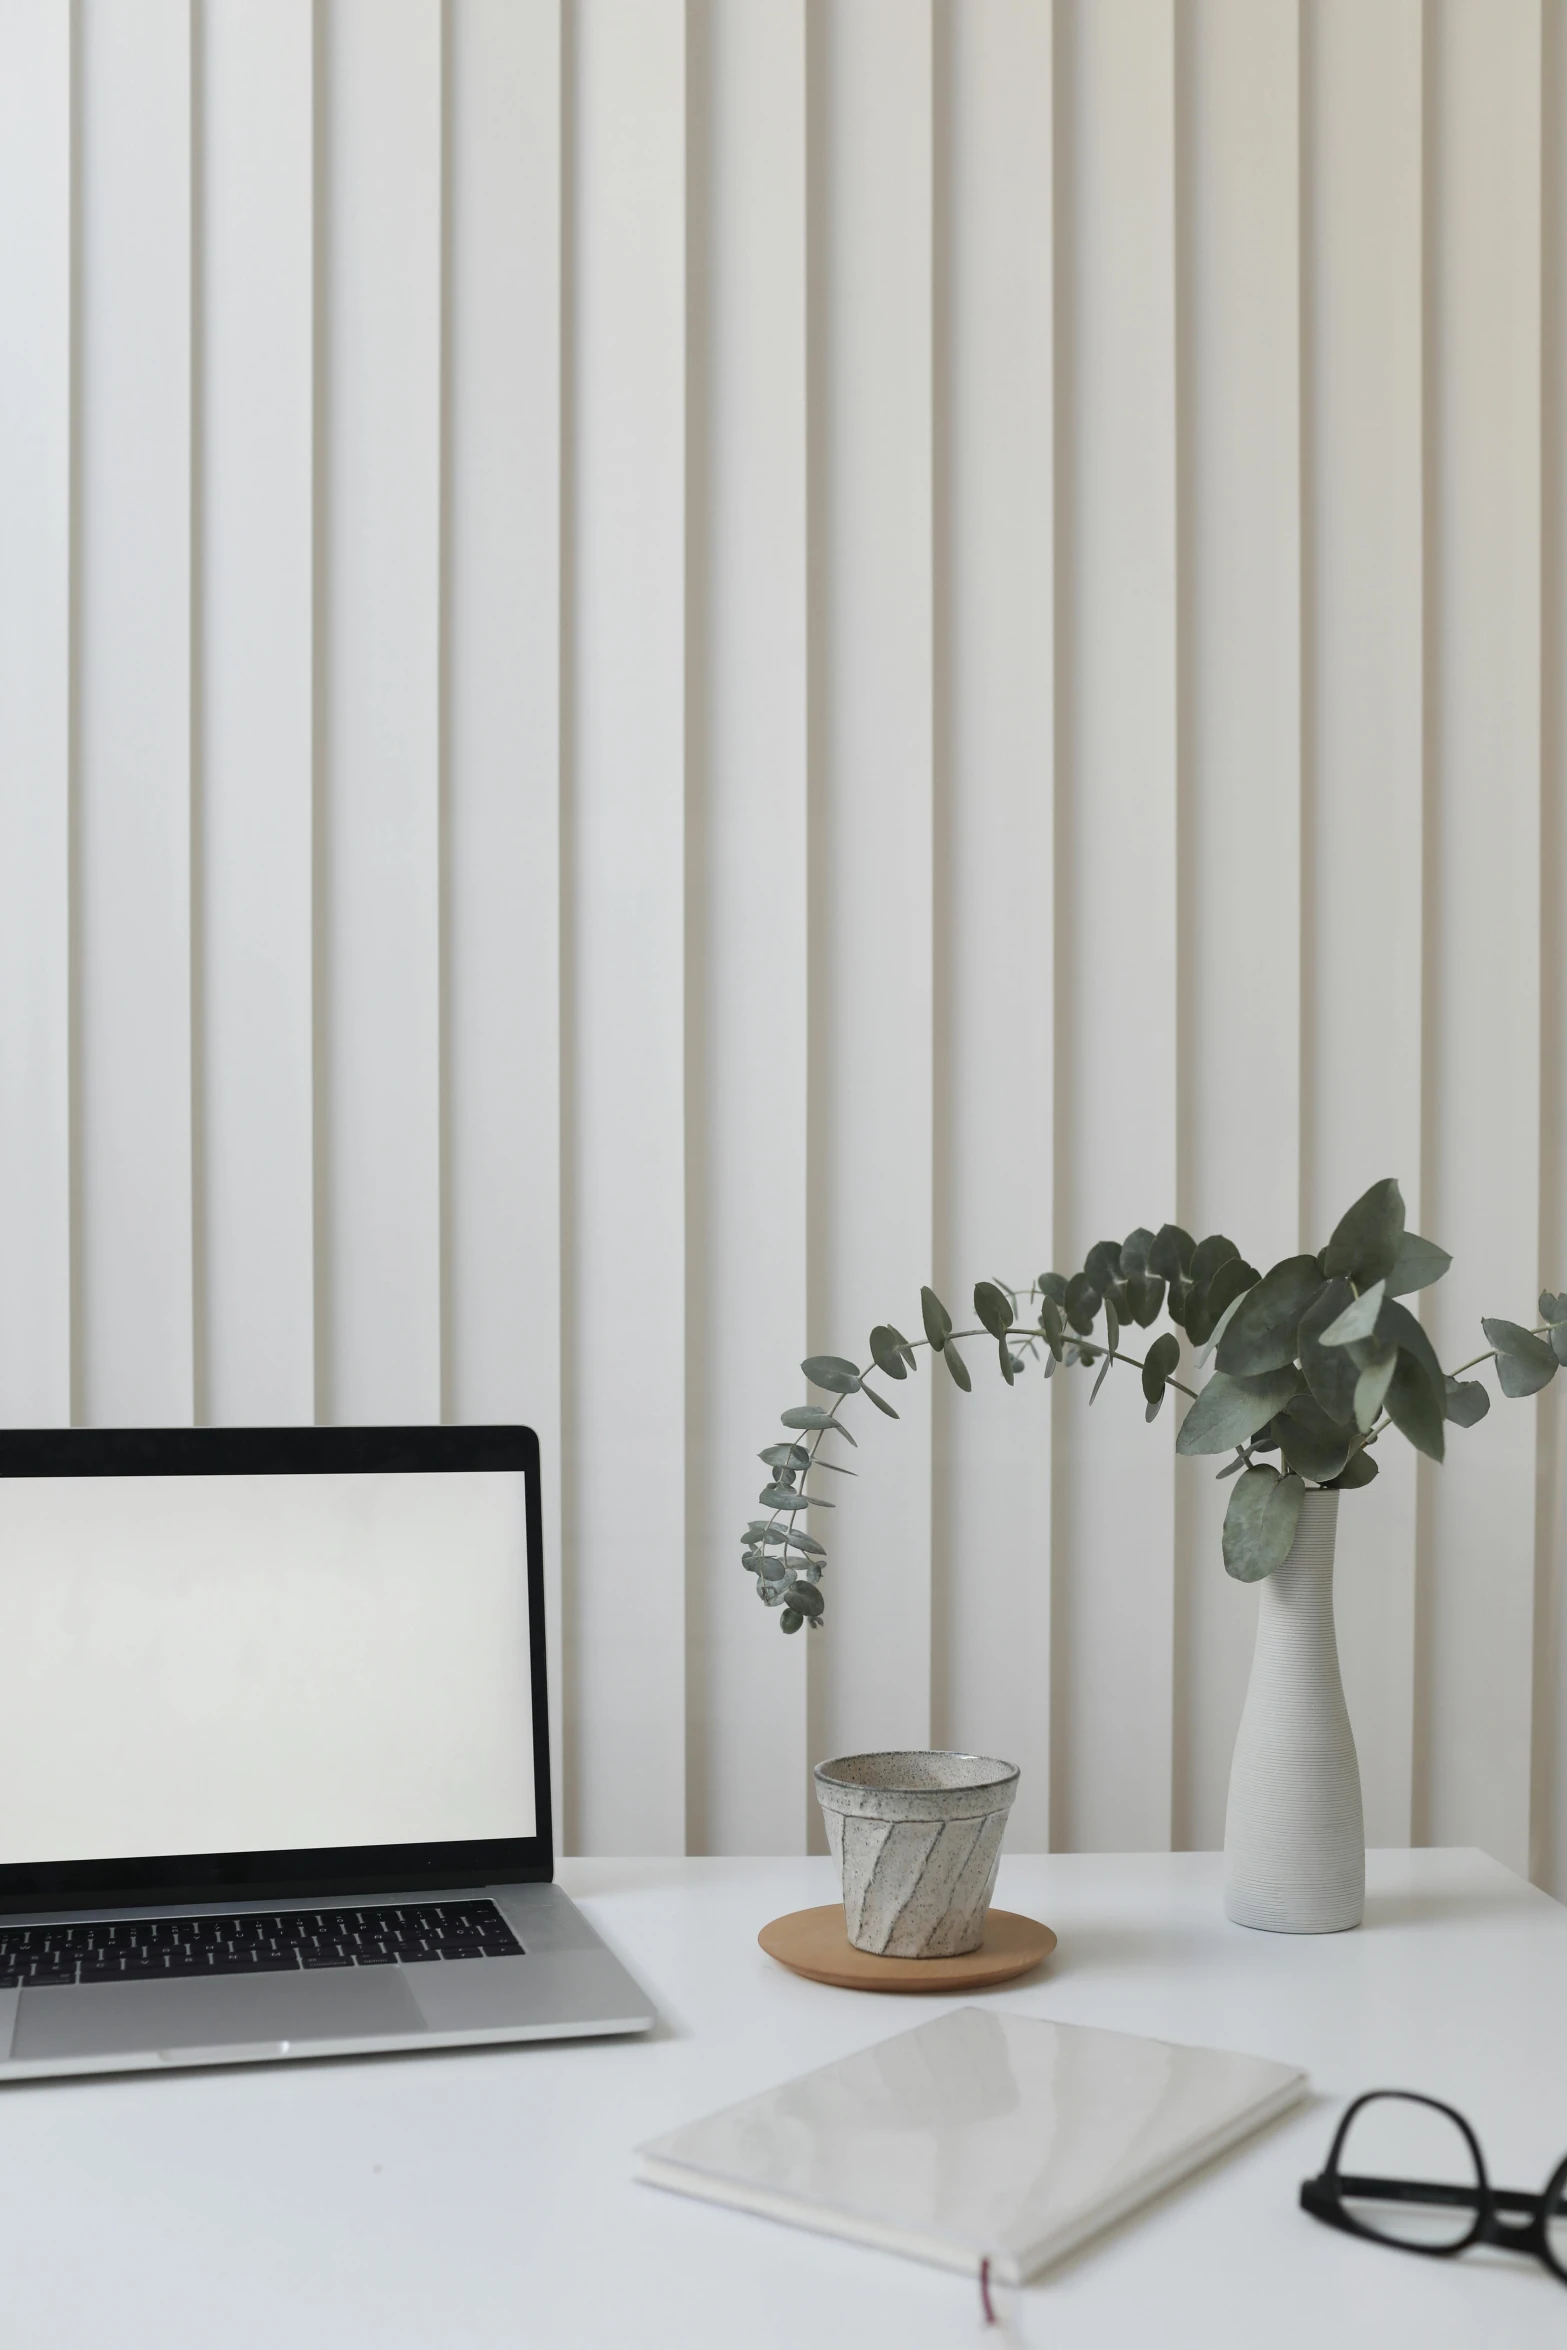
left=354, top=1951, right=396, bottom=1966
left=301, top=1952, right=352, bottom=1970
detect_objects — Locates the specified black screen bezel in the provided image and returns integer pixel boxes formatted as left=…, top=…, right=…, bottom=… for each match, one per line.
left=0, top=1424, right=553, bottom=1913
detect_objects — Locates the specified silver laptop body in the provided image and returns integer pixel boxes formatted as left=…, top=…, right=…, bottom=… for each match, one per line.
left=0, top=1425, right=652, bottom=2080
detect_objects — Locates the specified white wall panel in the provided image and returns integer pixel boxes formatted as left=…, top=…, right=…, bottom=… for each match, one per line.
left=319, top=0, right=443, bottom=1427
left=806, top=0, right=935, bottom=1792
left=686, top=0, right=810, bottom=1854
left=444, top=0, right=564, bottom=1812
left=198, top=0, right=316, bottom=1427
left=1052, top=0, right=1178, bottom=1852
left=1301, top=0, right=1424, bottom=1850
left=1421, top=0, right=1542, bottom=1873
left=1172, top=0, right=1301, bottom=1852
left=11, top=0, right=1567, bottom=1878
left=932, top=0, right=1054, bottom=1850
left=0, top=0, right=71, bottom=1428
left=76, top=0, right=194, bottom=1427
left=564, top=0, right=687, bottom=1854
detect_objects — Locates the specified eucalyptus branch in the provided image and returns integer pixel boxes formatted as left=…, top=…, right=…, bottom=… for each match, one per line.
left=742, top=1182, right=1567, bottom=1627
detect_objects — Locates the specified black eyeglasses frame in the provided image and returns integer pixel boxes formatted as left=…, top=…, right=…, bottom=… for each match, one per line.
left=1300, top=2089, right=1567, bottom=2285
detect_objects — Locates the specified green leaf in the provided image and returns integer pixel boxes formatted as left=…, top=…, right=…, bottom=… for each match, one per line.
left=1353, top=1345, right=1397, bottom=1432
left=998, top=1337, right=1016, bottom=1387
left=1089, top=1351, right=1113, bottom=1403
left=1493, top=1346, right=1557, bottom=1401
left=1120, top=1227, right=1157, bottom=1276
left=1326, top=1448, right=1379, bottom=1489
left=1184, top=1255, right=1260, bottom=1350
left=1215, top=1451, right=1250, bottom=1479
left=1141, top=1332, right=1180, bottom=1409
left=1194, top=1290, right=1243, bottom=1368
left=1065, top=1273, right=1101, bottom=1335
left=920, top=1287, right=952, bottom=1351
left=1322, top=1177, right=1406, bottom=1287
left=780, top=1405, right=856, bottom=1443
left=1377, top=1298, right=1446, bottom=1405
left=1387, top=1231, right=1452, bottom=1298
left=1104, top=1297, right=1121, bottom=1356
left=1215, top=1256, right=1324, bottom=1377
left=1297, top=1278, right=1359, bottom=1425
left=1222, top=1467, right=1306, bottom=1582
left=974, top=1280, right=1014, bottom=1338
left=1552, top=1326, right=1567, bottom=1367
left=759, top=1483, right=834, bottom=1510
left=1384, top=1350, right=1445, bottom=1460
left=1150, top=1224, right=1196, bottom=1281
left=1125, top=1272, right=1165, bottom=1327
left=1482, top=1317, right=1555, bottom=1373
left=784, top=1581, right=824, bottom=1620
left=1274, top=1393, right=1354, bottom=1485
left=1444, top=1377, right=1491, bottom=1428
left=868, top=1325, right=910, bottom=1381
left=801, top=1354, right=862, bottom=1393
left=1084, top=1239, right=1123, bottom=1295
left=1190, top=1233, right=1240, bottom=1287
left=861, top=1383, right=900, bottom=1419
left=759, top=1443, right=810, bottom=1470
left=1175, top=1366, right=1303, bottom=1455
left=779, top=1608, right=802, bottom=1633
left=1037, top=1272, right=1068, bottom=1307
left=1165, top=1275, right=1192, bottom=1328
left=1039, top=1296, right=1065, bottom=1356
left=943, top=1341, right=973, bottom=1394
left=1319, top=1279, right=1387, bottom=1348
left=1541, top=1290, right=1567, bottom=1327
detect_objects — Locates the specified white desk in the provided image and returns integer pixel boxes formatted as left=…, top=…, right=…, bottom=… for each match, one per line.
left=1, top=1850, right=1562, bottom=2346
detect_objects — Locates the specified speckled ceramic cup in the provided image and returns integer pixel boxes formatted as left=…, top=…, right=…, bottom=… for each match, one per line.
left=814, top=1751, right=1021, bottom=1957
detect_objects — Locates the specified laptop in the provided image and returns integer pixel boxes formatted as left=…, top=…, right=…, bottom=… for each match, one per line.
left=0, top=1424, right=653, bottom=2080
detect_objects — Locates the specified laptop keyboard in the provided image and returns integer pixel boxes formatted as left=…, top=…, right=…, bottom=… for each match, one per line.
left=0, top=1900, right=523, bottom=1989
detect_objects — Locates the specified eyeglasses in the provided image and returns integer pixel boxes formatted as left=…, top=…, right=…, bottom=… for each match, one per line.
left=1301, top=2090, right=1567, bottom=2285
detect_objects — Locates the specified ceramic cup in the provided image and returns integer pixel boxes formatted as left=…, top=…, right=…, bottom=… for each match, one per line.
left=813, top=1751, right=1021, bottom=1957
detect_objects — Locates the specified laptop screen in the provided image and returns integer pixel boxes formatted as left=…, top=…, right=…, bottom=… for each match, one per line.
left=0, top=1435, right=543, bottom=1895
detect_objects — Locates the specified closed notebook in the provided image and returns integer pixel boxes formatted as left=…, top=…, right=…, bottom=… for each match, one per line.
left=636, top=2005, right=1306, bottom=2285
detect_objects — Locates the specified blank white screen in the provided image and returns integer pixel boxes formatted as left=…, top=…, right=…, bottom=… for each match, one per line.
left=0, top=1470, right=535, bottom=1862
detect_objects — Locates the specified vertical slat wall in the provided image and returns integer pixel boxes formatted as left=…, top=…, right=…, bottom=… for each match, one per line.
left=5, top=0, right=1567, bottom=1880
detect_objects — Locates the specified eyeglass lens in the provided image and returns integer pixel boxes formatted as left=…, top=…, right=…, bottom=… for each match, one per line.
left=1337, top=2094, right=1480, bottom=2251
left=1546, top=2167, right=1567, bottom=2276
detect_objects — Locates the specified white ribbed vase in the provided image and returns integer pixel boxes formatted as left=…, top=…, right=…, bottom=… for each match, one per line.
left=1223, top=1489, right=1364, bottom=1934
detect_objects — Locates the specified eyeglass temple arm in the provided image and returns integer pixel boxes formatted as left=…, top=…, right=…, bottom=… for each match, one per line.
left=1320, top=2174, right=1560, bottom=2217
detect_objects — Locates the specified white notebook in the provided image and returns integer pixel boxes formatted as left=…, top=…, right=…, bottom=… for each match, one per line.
left=636, top=2006, right=1306, bottom=2285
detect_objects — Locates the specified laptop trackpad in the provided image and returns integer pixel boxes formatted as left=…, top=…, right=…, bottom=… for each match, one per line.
left=13, top=1968, right=423, bottom=2062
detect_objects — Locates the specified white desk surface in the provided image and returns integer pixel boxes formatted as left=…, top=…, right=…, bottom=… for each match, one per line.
left=1, top=1849, right=1562, bottom=2347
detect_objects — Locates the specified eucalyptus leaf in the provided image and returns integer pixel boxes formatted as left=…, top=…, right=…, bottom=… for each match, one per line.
left=1104, top=1298, right=1121, bottom=1357
left=1495, top=1347, right=1557, bottom=1401
left=1037, top=1272, right=1068, bottom=1307
left=1041, top=1347, right=1057, bottom=1380
left=1214, top=1452, right=1250, bottom=1480
left=1084, top=1239, right=1124, bottom=1295
left=1194, top=1290, right=1243, bottom=1368
left=1222, top=1466, right=1305, bottom=1583
left=1039, top=1296, right=1065, bottom=1357
left=1384, top=1351, right=1445, bottom=1461
left=1215, top=1255, right=1323, bottom=1377
left=1150, top=1223, right=1196, bottom=1282
left=1327, top=1448, right=1379, bottom=1489
left=1124, top=1272, right=1165, bottom=1327
left=758, top=1483, right=833, bottom=1510
left=1319, top=1279, right=1386, bottom=1349
left=1377, top=1298, right=1447, bottom=1406
left=1166, top=1275, right=1192, bottom=1328
left=861, top=1383, right=901, bottom=1419
left=1482, top=1317, right=1555, bottom=1372
left=784, top=1581, right=824, bottom=1620
left=998, top=1338, right=1016, bottom=1387
left=1120, top=1227, right=1157, bottom=1276
left=1141, top=1332, right=1180, bottom=1410
left=868, top=1325, right=910, bottom=1381
left=1353, top=1345, right=1397, bottom=1432
left=1322, top=1177, right=1406, bottom=1287
left=1387, top=1231, right=1453, bottom=1298
left=779, top=1607, right=802, bottom=1633
left=1190, top=1233, right=1240, bottom=1289
left=1297, top=1278, right=1359, bottom=1425
left=801, top=1354, right=862, bottom=1394
left=943, top=1341, right=973, bottom=1394
left=920, top=1287, right=952, bottom=1351
left=1174, top=1365, right=1303, bottom=1455
left=1443, top=1377, right=1491, bottom=1428
left=1541, top=1290, right=1567, bottom=1327
left=1065, top=1273, right=1101, bottom=1335
left=974, top=1280, right=1014, bottom=1339
left=1553, top=1326, right=1567, bottom=1367
left=759, top=1443, right=810, bottom=1470
left=781, top=1405, right=856, bottom=1443
left=1090, top=1351, right=1113, bottom=1404
left=1274, top=1393, right=1354, bottom=1485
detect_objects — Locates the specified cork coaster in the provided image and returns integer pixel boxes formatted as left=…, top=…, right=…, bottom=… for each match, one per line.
left=758, top=1905, right=1056, bottom=1993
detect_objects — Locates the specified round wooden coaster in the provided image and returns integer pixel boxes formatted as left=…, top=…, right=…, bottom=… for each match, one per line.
left=758, top=1905, right=1056, bottom=1993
